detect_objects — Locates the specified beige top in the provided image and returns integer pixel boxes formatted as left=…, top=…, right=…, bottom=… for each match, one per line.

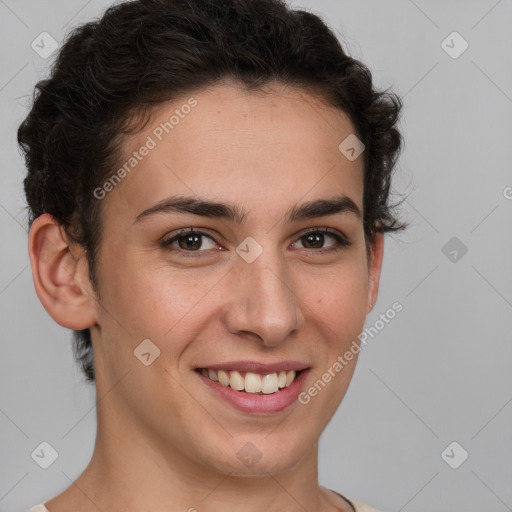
left=331, top=490, right=383, bottom=512
left=29, top=494, right=382, bottom=512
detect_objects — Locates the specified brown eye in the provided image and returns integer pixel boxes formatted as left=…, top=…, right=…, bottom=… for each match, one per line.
left=161, top=229, right=218, bottom=253
left=293, top=228, right=351, bottom=254
left=301, top=232, right=331, bottom=249
left=176, top=233, right=203, bottom=251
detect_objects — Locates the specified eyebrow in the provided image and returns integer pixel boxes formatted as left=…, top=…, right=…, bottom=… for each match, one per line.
left=134, top=194, right=361, bottom=224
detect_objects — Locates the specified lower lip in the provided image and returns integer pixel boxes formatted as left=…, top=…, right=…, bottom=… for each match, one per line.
left=196, top=369, right=310, bottom=414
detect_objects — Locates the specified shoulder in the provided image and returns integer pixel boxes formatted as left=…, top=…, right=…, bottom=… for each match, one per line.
left=352, top=501, right=384, bottom=512
left=327, top=488, right=383, bottom=512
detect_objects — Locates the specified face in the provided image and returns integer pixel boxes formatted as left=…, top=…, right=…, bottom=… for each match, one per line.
left=87, top=81, right=382, bottom=476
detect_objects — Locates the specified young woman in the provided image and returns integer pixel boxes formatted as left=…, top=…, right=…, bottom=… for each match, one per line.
left=19, top=1, right=405, bottom=510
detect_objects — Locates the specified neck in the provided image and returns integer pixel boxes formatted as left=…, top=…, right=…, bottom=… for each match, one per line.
left=45, top=383, right=352, bottom=512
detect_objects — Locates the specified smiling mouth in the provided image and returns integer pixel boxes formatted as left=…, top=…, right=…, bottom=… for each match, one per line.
left=196, top=368, right=305, bottom=395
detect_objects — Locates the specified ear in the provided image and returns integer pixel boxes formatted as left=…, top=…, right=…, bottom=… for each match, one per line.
left=28, top=213, right=98, bottom=330
left=367, top=232, right=384, bottom=313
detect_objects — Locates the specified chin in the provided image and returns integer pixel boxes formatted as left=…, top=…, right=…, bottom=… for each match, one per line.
left=202, top=435, right=311, bottom=477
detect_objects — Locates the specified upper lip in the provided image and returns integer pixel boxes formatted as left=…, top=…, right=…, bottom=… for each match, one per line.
left=195, top=361, right=311, bottom=374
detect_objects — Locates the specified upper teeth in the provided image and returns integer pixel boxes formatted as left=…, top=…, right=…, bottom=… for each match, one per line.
left=201, top=369, right=297, bottom=394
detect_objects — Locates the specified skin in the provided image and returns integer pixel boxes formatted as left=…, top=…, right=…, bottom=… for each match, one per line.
left=28, top=80, right=384, bottom=512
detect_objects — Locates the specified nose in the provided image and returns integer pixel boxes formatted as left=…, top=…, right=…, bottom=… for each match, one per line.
left=223, top=250, right=304, bottom=347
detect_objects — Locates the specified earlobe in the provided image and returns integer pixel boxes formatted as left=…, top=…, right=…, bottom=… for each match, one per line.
left=367, top=232, right=385, bottom=312
left=28, top=213, right=97, bottom=330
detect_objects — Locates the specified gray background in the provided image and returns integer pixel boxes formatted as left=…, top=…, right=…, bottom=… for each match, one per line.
left=1, top=1, right=511, bottom=511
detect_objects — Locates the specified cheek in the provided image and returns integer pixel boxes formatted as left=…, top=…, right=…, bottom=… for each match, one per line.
left=97, top=240, right=369, bottom=350
left=307, top=262, right=369, bottom=333
left=99, top=251, right=224, bottom=349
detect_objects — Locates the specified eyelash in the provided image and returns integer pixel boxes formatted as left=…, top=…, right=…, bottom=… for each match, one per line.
left=160, top=227, right=352, bottom=257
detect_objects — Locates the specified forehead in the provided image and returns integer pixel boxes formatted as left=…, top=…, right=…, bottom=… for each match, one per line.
left=101, top=82, right=364, bottom=225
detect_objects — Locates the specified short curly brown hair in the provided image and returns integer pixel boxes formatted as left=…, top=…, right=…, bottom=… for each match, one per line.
left=17, top=0, right=406, bottom=383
